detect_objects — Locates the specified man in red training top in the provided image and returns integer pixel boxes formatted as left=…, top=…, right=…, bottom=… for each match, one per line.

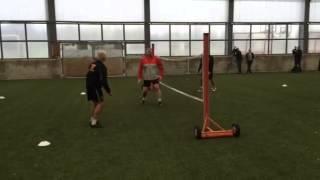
left=138, top=48, right=164, bottom=105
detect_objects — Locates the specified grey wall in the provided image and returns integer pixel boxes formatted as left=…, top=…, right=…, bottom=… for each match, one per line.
left=0, top=59, right=62, bottom=80
left=0, top=54, right=319, bottom=80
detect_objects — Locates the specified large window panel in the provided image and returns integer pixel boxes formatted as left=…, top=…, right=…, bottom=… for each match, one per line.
left=103, top=25, right=123, bottom=40
left=191, top=41, right=203, bottom=56
left=93, top=44, right=123, bottom=57
left=150, top=25, right=169, bottom=40
left=151, top=41, right=169, bottom=56
left=171, top=25, right=189, bottom=40
left=125, top=25, right=144, bottom=40
left=309, top=25, right=320, bottom=39
left=80, top=25, right=101, bottom=41
left=28, top=42, right=49, bottom=58
left=252, top=25, right=269, bottom=39
left=210, top=25, right=226, bottom=40
left=308, top=40, right=320, bottom=53
left=126, top=44, right=145, bottom=54
left=0, top=0, right=47, bottom=20
left=191, top=25, right=209, bottom=40
left=288, top=25, right=300, bottom=39
left=55, top=0, right=144, bottom=21
left=310, top=0, right=320, bottom=22
left=234, top=0, right=304, bottom=22
left=57, top=24, right=79, bottom=40
left=271, top=25, right=287, bottom=39
left=171, top=41, right=189, bottom=56
left=1, top=24, right=25, bottom=40
left=251, top=40, right=268, bottom=54
left=62, top=43, right=92, bottom=58
left=27, top=24, right=48, bottom=40
left=233, top=40, right=250, bottom=53
left=2, top=42, right=26, bottom=58
left=151, top=0, right=228, bottom=22
left=210, top=41, right=225, bottom=55
left=233, top=25, right=250, bottom=39
left=271, top=40, right=286, bottom=54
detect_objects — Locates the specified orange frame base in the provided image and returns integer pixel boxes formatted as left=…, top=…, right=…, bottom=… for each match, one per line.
left=200, top=117, right=235, bottom=139
left=201, top=129, right=234, bottom=138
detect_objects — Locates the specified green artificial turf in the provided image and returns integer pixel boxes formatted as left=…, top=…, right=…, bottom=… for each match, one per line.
left=0, top=72, right=319, bottom=179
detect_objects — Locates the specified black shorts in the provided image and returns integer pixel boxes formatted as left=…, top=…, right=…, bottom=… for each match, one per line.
left=143, top=79, right=159, bottom=87
left=86, top=87, right=103, bottom=102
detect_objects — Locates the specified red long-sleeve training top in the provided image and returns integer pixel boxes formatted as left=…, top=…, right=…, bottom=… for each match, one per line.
left=138, top=55, right=164, bottom=80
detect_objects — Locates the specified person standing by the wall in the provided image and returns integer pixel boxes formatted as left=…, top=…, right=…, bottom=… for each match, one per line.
left=245, top=49, right=255, bottom=73
left=235, top=48, right=243, bottom=74
left=230, top=47, right=237, bottom=70
left=291, top=46, right=302, bottom=73
left=291, top=46, right=297, bottom=72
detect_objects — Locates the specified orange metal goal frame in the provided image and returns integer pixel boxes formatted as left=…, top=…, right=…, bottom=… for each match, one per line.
left=193, top=33, right=240, bottom=139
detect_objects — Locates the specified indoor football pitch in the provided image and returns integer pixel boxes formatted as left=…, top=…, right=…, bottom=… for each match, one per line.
left=0, top=72, right=319, bottom=179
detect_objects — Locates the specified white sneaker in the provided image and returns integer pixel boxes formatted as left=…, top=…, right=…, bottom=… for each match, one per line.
left=141, top=98, right=145, bottom=104
left=90, top=117, right=97, bottom=126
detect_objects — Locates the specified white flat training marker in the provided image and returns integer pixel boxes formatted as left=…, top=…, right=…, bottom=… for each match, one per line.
left=37, top=140, right=51, bottom=147
left=80, top=92, right=86, bottom=95
left=282, top=84, right=288, bottom=87
left=0, top=96, right=6, bottom=100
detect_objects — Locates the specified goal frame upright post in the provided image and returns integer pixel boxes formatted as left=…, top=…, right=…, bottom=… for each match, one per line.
left=196, top=33, right=240, bottom=139
left=202, top=33, right=211, bottom=131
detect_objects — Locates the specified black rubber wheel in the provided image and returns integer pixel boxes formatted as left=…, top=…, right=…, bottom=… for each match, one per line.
left=232, top=123, right=240, bottom=137
left=194, top=126, right=201, bottom=139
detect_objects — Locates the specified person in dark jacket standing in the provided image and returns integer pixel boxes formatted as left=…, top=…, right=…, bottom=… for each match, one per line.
left=198, top=54, right=216, bottom=92
left=234, top=48, right=243, bottom=73
left=292, top=46, right=302, bottom=73
left=86, top=52, right=112, bottom=128
left=245, top=49, right=255, bottom=73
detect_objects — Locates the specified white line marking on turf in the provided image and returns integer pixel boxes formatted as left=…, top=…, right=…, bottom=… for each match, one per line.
left=160, top=82, right=203, bottom=103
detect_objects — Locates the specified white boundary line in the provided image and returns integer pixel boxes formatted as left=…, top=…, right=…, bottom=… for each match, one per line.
left=160, top=82, right=203, bottom=103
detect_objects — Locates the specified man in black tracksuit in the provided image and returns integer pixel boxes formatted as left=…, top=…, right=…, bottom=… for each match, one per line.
left=232, top=47, right=243, bottom=73
left=86, top=52, right=111, bottom=128
left=292, top=46, right=302, bottom=73
left=236, top=48, right=243, bottom=73
left=198, top=55, right=216, bottom=92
